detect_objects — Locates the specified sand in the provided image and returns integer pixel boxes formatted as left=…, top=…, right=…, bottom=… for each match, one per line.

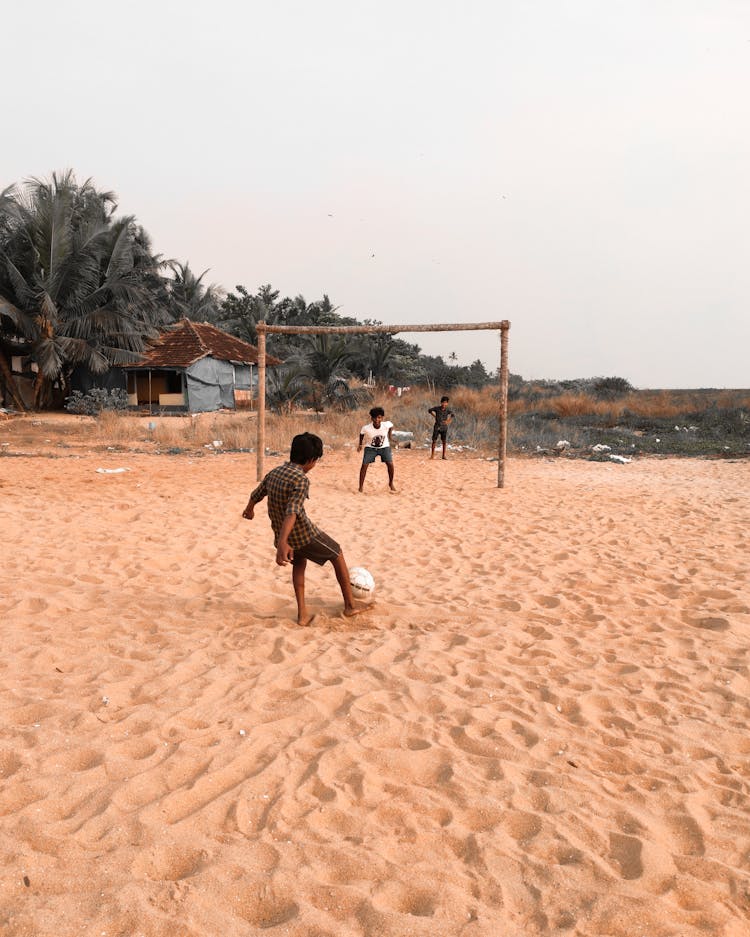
left=1, top=434, right=749, bottom=936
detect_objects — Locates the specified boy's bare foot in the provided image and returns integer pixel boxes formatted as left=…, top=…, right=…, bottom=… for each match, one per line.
left=298, top=613, right=317, bottom=627
left=389, top=486, right=398, bottom=493
left=343, top=603, right=373, bottom=618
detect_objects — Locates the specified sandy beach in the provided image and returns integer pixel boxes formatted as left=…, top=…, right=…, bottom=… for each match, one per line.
left=1, top=436, right=749, bottom=936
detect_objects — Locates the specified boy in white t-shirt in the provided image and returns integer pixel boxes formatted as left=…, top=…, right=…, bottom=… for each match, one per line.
left=357, top=406, right=396, bottom=492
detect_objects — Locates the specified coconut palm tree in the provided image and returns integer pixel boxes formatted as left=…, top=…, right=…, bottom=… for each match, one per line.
left=363, top=331, right=395, bottom=382
left=167, top=261, right=224, bottom=324
left=0, top=171, right=168, bottom=408
left=293, top=333, right=359, bottom=411
left=217, top=283, right=281, bottom=345
left=267, top=365, right=307, bottom=414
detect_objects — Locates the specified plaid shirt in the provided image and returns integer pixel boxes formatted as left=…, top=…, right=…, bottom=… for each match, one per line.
left=250, top=462, right=320, bottom=550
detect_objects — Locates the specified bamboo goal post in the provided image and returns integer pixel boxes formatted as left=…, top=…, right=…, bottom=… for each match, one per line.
left=255, top=320, right=511, bottom=487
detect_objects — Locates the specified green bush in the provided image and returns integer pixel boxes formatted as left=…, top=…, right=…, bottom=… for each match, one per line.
left=592, top=377, right=633, bottom=400
left=65, top=388, right=130, bottom=415
left=693, top=407, right=750, bottom=438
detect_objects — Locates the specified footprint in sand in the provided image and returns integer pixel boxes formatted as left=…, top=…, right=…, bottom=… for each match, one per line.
left=110, top=736, right=157, bottom=761
left=8, top=702, right=54, bottom=725
left=665, top=812, right=705, bottom=856
left=131, top=843, right=205, bottom=881
left=0, top=749, right=22, bottom=779
left=698, top=616, right=731, bottom=631
left=50, top=747, right=103, bottom=772
left=502, top=809, right=542, bottom=844
left=19, top=596, right=49, bottom=613
left=536, top=594, right=561, bottom=609
left=223, top=879, right=299, bottom=929
left=372, top=881, right=438, bottom=917
left=608, top=831, right=643, bottom=879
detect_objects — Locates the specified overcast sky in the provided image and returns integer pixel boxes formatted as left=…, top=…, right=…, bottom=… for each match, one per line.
left=4, top=1, right=749, bottom=387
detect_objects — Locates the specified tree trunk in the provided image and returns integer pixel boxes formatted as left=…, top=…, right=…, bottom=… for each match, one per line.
left=60, top=370, right=72, bottom=407
left=0, top=352, right=27, bottom=411
left=33, top=371, right=54, bottom=410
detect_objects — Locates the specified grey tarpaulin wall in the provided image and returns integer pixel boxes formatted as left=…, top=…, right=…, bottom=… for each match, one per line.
left=185, top=357, right=235, bottom=412
left=234, top=365, right=253, bottom=391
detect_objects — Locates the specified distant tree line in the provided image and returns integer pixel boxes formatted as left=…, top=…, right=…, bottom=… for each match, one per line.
left=0, top=171, right=497, bottom=410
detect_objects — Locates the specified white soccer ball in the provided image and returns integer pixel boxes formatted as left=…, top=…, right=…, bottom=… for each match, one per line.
left=349, top=566, right=375, bottom=602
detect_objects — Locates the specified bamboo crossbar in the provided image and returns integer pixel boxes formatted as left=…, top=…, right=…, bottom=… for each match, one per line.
left=258, top=321, right=509, bottom=336
left=255, top=320, right=511, bottom=488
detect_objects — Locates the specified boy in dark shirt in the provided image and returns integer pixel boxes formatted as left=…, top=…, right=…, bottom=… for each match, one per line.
left=429, top=396, right=454, bottom=460
left=243, top=432, right=368, bottom=626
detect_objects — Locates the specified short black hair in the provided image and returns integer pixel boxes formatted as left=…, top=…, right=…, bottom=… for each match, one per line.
left=369, top=406, right=385, bottom=419
left=289, top=432, right=323, bottom=464
left=440, top=396, right=449, bottom=403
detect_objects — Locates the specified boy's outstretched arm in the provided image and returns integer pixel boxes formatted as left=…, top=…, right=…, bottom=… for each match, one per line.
left=242, top=479, right=267, bottom=520
left=242, top=499, right=256, bottom=520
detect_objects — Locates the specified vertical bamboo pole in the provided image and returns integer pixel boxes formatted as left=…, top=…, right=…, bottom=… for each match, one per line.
left=256, top=323, right=267, bottom=481
left=497, top=324, right=510, bottom=488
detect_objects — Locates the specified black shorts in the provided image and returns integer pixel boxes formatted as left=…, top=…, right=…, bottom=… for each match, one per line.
left=432, top=427, right=447, bottom=441
left=294, top=531, right=341, bottom=566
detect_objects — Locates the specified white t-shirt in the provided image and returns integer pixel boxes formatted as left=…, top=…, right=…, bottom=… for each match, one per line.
left=360, top=420, right=393, bottom=449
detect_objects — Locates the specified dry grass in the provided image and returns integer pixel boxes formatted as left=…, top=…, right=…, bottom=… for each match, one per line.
left=443, top=386, right=499, bottom=420
left=41, top=383, right=749, bottom=461
left=94, top=410, right=139, bottom=443
left=544, top=394, right=616, bottom=419
left=96, top=410, right=368, bottom=455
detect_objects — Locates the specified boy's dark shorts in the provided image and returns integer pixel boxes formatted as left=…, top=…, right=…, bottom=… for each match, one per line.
left=294, top=531, right=341, bottom=566
left=432, top=427, right=447, bottom=441
left=362, top=445, right=393, bottom=465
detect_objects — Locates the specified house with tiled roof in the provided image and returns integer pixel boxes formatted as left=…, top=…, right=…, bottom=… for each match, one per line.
left=121, top=319, right=281, bottom=412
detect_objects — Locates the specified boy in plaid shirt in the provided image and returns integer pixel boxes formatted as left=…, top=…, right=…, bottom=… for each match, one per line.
left=243, top=432, right=369, bottom=626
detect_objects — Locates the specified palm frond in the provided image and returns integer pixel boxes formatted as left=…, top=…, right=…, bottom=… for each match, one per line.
left=94, top=344, right=147, bottom=366
left=0, top=185, right=21, bottom=225
left=38, top=291, right=59, bottom=326
left=103, top=220, right=136, bottom=282
left=57, top=335, right=110, bottom=373
left=41, top=187, right=75, bottom=297
left=0, top=293, right=24, bottom=327
left=2, top=255, right=38, bottom=308
left=32, top=336, right=66, bottom=378
left=54, top=222, right=108, bottom=310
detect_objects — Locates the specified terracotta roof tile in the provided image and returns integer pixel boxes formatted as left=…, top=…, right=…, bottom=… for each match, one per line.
left=124, top=319, right=281, bottom=369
